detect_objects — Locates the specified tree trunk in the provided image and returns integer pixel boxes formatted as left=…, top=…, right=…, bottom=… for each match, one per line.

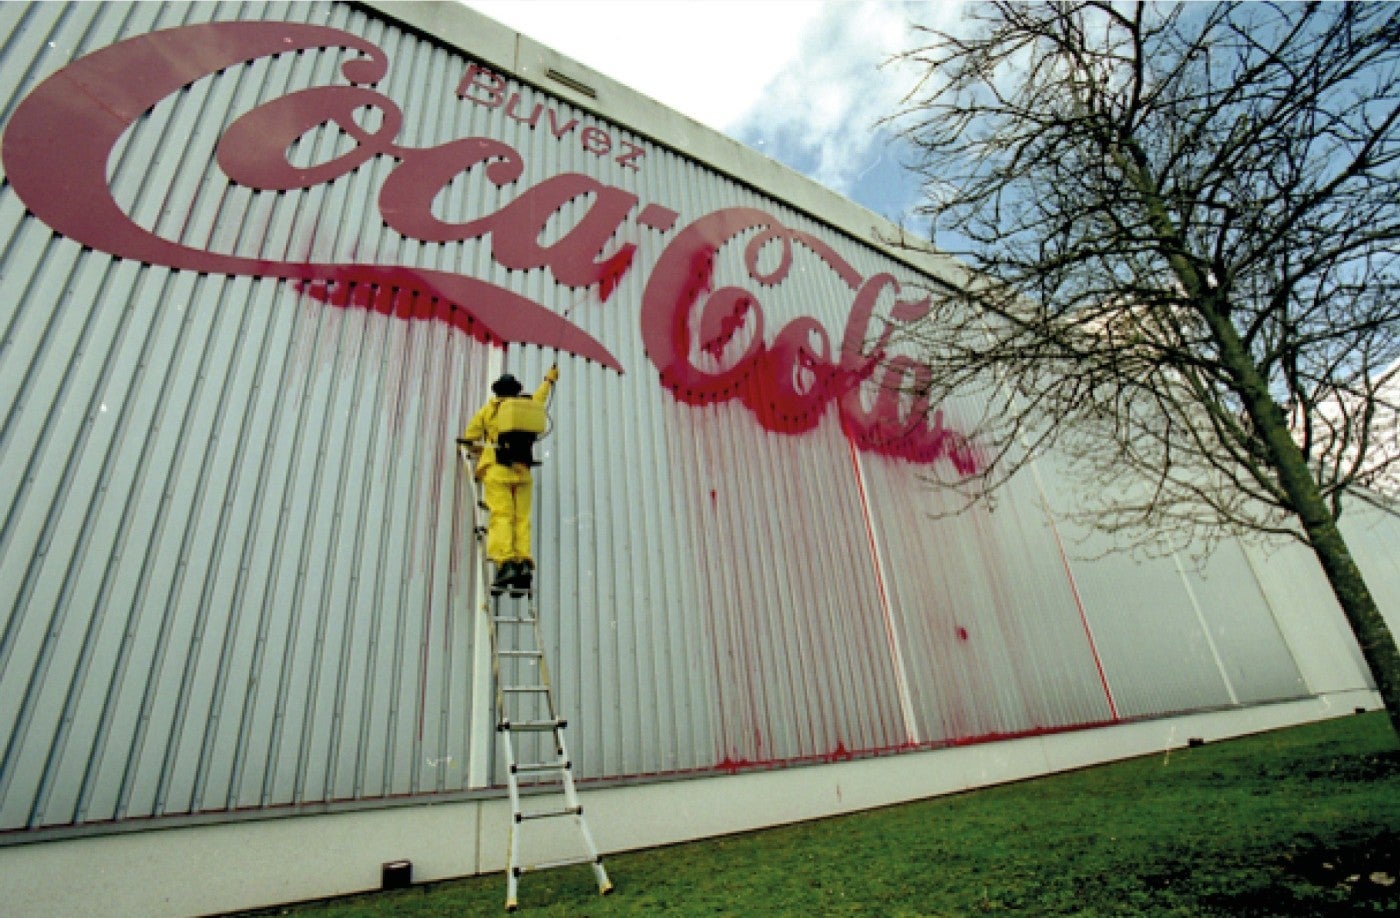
left=1216, top=311, right=1400, bottom=737
left=1299, top=510, right=1400, bottom=739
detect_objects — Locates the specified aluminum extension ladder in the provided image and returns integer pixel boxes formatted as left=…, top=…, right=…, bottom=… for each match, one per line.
left=471, top=495, right=612, bottom=911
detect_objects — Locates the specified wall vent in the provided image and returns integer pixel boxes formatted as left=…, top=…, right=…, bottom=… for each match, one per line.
left=545, top=68, right=597, bottom=98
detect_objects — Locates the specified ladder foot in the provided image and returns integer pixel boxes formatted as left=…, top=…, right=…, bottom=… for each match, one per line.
left=600, top=880, right=614, bottom=896
left=505, top=898, right=518, bottom=912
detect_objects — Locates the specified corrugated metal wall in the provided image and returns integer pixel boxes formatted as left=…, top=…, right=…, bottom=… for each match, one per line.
left=870, top=461, right=1117, bottom=743
left=0, top=0, right=499, bottom=832
left=0, top=0, right=1381, bottom=841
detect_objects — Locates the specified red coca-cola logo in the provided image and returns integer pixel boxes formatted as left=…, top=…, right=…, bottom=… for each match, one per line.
left=640, top=208, right=977, bottom=470
left=0, top=19, right=975, bottom=471
left=0, top=21, right=639, bottom=371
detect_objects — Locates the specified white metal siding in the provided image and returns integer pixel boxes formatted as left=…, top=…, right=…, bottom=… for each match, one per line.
left=1341, top=500, right=1400, bottom=640
left=0, top=0, right=497, bottom=831
left=0, top=0, right=1377, bottom=845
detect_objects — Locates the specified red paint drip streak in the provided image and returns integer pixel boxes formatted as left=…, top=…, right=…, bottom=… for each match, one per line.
left=847, top=439, right=917, bottom=747
left=788, top=439, right=829, bottom=757
left=404, top=299, right=433, bottom=744
left=731, top=402, right=771, bottom=765
left=416, top=331, right=457, bottom=746
left=693, top=415, right=741, bottom=766
left=970, top=507, right=1038, bottom=725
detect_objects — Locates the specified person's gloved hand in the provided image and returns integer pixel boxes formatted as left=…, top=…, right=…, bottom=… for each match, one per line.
left=545, top=365, right=559, bottom=383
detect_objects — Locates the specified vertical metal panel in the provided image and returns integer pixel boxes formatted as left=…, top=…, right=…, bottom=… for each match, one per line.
left=0, top=0, right=1371, bottom=844
left=1340, top=500, right=1400, bottom=638
left=1031, top=452, right=1309, bottom=715
left=1241, top=537, right=1374, bottom=694
left=1063, top=540, right=1237, bottom=718
left=0, top=0, right=498, bottom=830
left=1034, top=461, right=1237, bottom=718
left=867, top=458, right=1118, bottom=742
left=1181, top=539, right=1307, bottom=704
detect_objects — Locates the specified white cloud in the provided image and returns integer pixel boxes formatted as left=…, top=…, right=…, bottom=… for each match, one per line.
left=740, top=3, right=907, bottom=188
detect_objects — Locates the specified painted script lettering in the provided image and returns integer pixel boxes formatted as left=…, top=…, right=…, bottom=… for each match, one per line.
left=641, top=208, right=978, bottom=471
left=1, top=22, right=636, bottom=370
left=458, top=63, right=646, bottom=171
left=3, top=21, right=972, bottom=469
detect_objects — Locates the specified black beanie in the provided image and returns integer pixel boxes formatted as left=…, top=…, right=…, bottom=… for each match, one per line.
left=492, top=374, right=523, bottom=396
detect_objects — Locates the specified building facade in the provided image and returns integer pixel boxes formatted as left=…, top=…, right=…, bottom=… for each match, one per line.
left=0, top=2, right=1395, bottom=913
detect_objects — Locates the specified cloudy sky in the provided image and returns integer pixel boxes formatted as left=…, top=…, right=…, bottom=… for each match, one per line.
left=462, top=1, right=968, bottom=230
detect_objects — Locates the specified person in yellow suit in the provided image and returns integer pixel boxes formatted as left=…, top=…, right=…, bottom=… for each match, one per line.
left=461, top=366, right=558, bottom=592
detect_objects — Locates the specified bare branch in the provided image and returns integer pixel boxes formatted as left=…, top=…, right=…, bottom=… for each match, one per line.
left=881, top=0, right=1400, bottom=734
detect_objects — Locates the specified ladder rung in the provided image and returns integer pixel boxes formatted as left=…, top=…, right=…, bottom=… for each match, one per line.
left=491, top=616, right=537, bottom=625
left=497, top=650, right=543, bottom=658
left=503, top=685, right=550, bottom=693
left=516, top=805, right=583, bottom=822
left=511, top=760, right=571, bottom=774
left=499, top=719, right=567, bottom=732
left=513, top=854, right=602, bottom=876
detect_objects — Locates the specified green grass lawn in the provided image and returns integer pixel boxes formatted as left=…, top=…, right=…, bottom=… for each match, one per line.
left=250, top=712, right=1400, bottom=916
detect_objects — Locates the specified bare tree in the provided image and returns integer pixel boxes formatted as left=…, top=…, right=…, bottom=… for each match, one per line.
left=884, top=1, right=1400, bottom=733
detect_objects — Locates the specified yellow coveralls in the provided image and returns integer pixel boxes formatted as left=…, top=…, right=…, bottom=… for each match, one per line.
left=462, top=375, right=554, bottom=565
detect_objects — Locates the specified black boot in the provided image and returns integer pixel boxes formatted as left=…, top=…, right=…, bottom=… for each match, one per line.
left=492, top=561, right=517, bottom=593
left=512, top=559, right=534, bottom=593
